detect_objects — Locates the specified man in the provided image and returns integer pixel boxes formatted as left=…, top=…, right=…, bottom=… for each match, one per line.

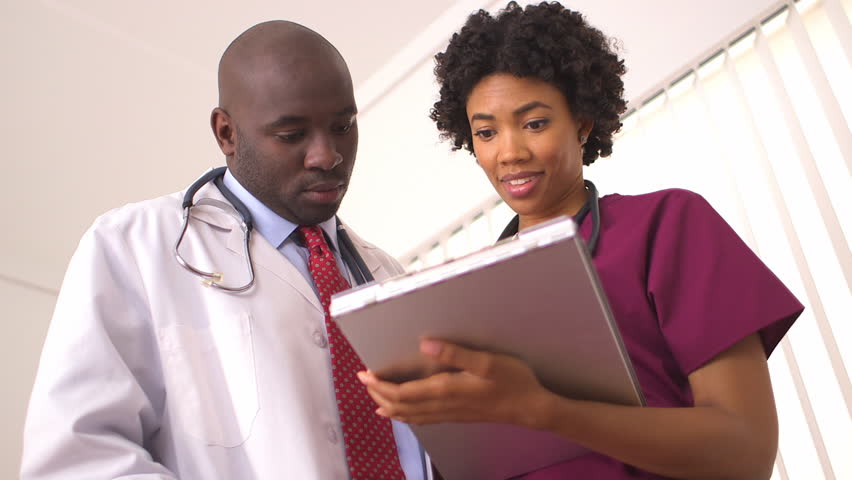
left=21, top=21, right=426, bottom=479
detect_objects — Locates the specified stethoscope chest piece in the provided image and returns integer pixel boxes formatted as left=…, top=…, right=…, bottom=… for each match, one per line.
left=175, top=167, right=256, bottom=292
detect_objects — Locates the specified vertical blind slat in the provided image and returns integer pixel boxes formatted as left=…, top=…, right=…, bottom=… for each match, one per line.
left=751, top=27, right=852, bottom=418
left=786, top=1, right=852, bottom=177
left=781, top=339, right=837, bottom=479
left=822, top=0, right=852, bottom=77
left=775, top=451, right=791, bottom=480
left=732, top=31, right=852, bottom=423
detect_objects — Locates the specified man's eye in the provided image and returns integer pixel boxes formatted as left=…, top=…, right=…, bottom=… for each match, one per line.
left=473, top=129, right=495, bottom=140
left=276, top=131, right=305, bottom=142
left=332, top=122, right=353, bottom=135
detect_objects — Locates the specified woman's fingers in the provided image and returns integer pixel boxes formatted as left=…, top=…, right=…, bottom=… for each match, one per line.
left=360, top=368, right=478, bottom=405
left=357, top=342, right=547, bottom=426
left=360, top=370, right=466, bottom=404
left=420, top=339, right=501, bottom=379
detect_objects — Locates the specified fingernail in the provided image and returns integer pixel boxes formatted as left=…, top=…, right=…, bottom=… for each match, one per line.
left=356, top=371, right=368, bottom=383
left=421, top=339, right=442, bottom=356
left=376, top=408, right=387, bottom=417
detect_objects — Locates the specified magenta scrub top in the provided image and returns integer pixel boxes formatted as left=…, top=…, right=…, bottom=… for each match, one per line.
left=500, top=188, right=803, bottom=480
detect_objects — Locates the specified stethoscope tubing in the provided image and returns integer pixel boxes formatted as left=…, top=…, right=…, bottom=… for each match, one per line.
left=176, top=167, right=372, bottom=292
left=497, top=179, right=601, bottom=256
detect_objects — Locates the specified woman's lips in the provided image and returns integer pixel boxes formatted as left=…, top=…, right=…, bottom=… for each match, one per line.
left=501, top=173, right=542, bottom=199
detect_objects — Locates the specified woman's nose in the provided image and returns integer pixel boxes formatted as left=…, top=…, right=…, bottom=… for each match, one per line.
left=497, top=130, right=530, bottom=165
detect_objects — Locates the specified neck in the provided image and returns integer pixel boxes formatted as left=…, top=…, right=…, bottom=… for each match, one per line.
left=518, top=179, right=588, bottom=232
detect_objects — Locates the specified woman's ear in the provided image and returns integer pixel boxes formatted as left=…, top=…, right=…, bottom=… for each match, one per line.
left=578, top=120, right=594, bottom=145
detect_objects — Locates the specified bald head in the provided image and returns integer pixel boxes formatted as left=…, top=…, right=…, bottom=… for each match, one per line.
left=218, top=21, right=351, bottom=112
left=210, top=21, right=359, bottom=225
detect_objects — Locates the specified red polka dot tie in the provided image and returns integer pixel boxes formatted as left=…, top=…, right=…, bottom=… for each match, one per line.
left=299, top=225, right=406, bottom=480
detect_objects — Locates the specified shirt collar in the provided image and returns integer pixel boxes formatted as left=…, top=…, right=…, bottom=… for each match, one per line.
left=222, top=169, right=340, bottom=250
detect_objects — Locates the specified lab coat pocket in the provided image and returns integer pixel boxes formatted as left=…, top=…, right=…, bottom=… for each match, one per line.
left=158, top=312, right=259, bottom=448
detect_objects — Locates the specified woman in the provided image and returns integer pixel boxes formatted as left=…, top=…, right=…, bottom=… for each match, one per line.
left=358, top=3, right=803, bottom=479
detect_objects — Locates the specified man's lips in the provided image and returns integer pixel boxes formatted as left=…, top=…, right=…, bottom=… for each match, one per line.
left=303, top=181, right=345, bottom=204
left=305, top=180, right=344, bottom=192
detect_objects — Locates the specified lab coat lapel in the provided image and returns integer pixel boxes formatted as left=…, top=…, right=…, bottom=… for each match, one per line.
left=226, top=229, right=322, bottom=313
left=192, top=182, right=323, bottom=313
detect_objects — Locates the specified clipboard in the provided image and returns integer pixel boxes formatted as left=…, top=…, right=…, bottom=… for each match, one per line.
left=330, top=216, right=644, bottom=480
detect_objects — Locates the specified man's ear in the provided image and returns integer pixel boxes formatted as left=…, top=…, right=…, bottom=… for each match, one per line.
left=211, top=107, right=236, bottom=156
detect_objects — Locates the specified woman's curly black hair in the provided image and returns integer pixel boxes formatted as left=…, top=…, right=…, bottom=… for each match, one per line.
left=430, top=1, right=627, bottom=165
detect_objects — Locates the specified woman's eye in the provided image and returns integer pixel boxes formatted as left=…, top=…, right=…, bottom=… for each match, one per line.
left=525, top=119, right=549, bottom=130
left=474, top=129, right=495, bottom=140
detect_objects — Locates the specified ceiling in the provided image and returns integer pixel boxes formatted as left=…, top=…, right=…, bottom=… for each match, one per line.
left=23, top=0, right=783, bottom=103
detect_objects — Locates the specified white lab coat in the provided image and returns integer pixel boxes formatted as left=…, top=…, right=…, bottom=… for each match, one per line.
left=21, top=180, right=406, bottom=479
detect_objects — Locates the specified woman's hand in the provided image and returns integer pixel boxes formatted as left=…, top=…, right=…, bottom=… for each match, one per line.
left=357, top=339, right=553, bottom=427
left=360, top=334, right=777, bottom=480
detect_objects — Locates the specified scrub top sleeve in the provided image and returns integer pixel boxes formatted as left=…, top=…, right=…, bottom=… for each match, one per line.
left=646, top=190, right=804, bottom=375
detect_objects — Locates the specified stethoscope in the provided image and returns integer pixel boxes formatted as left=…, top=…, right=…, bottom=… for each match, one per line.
left=497, top=179, right=601, bottom=256
left=174, top=166, right=375, bottom=292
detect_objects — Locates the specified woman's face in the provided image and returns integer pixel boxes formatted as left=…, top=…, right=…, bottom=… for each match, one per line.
left=466, top=74, right=591, bottom=225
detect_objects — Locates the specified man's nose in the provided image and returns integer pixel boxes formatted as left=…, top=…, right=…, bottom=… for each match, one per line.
left=304, top=134, right=343, bottom=171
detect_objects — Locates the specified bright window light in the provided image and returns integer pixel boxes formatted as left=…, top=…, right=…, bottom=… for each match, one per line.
left=446, top=227, right=469, bottom=260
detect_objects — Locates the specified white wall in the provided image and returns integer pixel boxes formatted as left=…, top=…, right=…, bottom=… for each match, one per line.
left=0, top=282, right=53, bottom=478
